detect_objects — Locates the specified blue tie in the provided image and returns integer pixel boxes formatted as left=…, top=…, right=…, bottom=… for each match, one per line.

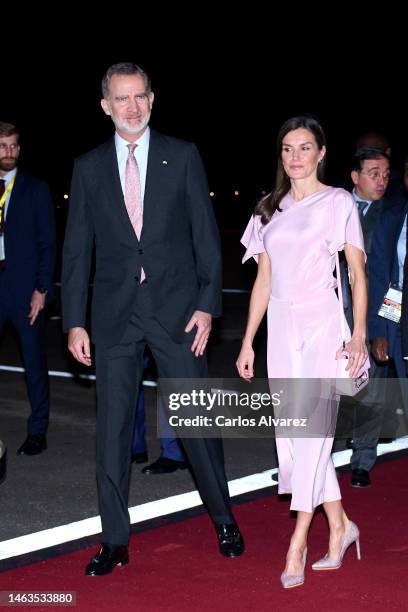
left=356, top=200, right=369, bottom=217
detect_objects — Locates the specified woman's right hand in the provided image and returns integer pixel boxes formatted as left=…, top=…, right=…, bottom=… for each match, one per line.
left=236, top=344, right=255, bottom=381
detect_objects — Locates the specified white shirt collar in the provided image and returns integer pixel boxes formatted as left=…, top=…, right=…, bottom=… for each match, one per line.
left=352, top=188, right=372, bottom=204
left=115, top=127, right=150, bottom=154
left=1, top=167, right=18, bottom=185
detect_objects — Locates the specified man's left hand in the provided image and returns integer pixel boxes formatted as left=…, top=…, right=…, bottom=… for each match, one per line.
left=185, top=310, right=212, bottom=357
left=28, top=290, right=46, bottom=325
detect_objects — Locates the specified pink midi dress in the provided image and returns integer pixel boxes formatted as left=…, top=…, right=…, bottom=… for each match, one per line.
left=241, top=187, right=365, bottom=512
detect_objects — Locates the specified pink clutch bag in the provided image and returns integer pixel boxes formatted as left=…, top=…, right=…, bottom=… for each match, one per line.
left=335, top=351, right=370, bottom=396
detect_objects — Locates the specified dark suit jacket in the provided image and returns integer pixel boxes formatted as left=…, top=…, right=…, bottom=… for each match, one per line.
left=3, top=171, right=56, bottom=306
left=62, top=130, right=222, bottom=347
left=360, top=200, right=384, bottom=274
left=400, top=209, right=408, bottom=359
left=368, top=202, right=407, bottom=360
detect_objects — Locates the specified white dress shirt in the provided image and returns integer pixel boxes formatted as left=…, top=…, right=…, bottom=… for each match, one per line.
left=0, top=167, right=17, bottom=260
left=115, top=128, right=150, bottom=209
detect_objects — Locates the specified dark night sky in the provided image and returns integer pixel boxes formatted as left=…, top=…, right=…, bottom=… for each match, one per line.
left=3, top=25, right=406, bottom=228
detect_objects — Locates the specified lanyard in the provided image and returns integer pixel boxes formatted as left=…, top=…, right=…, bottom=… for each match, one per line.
left=0, top=173, right=17, bottom=211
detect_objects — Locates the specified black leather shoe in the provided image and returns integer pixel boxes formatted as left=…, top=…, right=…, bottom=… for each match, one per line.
left=216, top=523, right=245, bottom=558
left=85, top=544, right=129, bottom=576
left=0, top=440, right=6, bottom=483
left=351, top=468, right=371, bottom=488
left=17, top=434, right=47, bottom=456
left=378, top=437, right=395, bottom=444
left=142, top=457, right=187, bottom=474
left=131, top=451, right=148, bottom=464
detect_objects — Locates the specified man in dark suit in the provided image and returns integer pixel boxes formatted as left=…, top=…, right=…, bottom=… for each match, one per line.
left=355, top=133, right=406, bottom=206
left=347, top=148, right=394, bottom=487
left=0, top=122, right=55, bottom=456
left=367, top=200, right=407, bottom=446
left=368, top=202, right=407, bottom=378
left=62, top=62, right=244, bottom=576
left=401, top=157, right=408, bottom=373
left=402, top=267, right=408, bottom=373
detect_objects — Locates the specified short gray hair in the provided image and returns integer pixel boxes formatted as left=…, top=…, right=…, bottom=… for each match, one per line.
left=101, top=62, right=151, bottom=99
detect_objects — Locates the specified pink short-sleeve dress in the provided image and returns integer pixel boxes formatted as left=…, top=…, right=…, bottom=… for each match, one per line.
left=241, top=187, right=365, bottom=512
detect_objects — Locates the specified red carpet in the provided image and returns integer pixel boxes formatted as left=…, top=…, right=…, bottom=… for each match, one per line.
left=1, top=457, right=408, bottom=611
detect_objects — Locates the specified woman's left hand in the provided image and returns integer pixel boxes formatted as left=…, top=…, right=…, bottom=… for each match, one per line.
left=336, top=336, right=368, bottom=378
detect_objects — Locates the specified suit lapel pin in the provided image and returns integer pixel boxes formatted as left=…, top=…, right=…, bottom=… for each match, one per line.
left=162, top=160, right=168, bottom=165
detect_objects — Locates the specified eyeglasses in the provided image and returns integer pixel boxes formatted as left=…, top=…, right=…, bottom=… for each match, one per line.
left=0, top=143, right=19, bottom=152
left=359, top=169, right=391, bottom=181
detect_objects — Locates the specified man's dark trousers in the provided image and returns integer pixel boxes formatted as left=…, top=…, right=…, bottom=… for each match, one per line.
left=95, top=281, right=232, bottom=545
left=0, top=273, right=49, bottom=435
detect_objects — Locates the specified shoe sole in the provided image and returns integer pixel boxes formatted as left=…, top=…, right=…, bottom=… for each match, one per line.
left=86, top=559, right=129, bottom=576
left=282, top=580, right=304, bottom=588
left=142, top=466, right=188, bottom=474
left=221, top=550, right=244, bottom=558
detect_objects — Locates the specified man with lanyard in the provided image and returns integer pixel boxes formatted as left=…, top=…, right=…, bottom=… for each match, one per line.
left=0, top=122, right=55, bottom=455
left=367, top=160, right=408, bottom=427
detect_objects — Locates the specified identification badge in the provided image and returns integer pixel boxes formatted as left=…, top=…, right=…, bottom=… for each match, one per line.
left=378, top=285, right=402, bottom=323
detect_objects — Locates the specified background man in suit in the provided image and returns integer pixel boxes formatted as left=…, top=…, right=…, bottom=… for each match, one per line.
left=368, top=200, right=407, bottom=379
left=354, top=132, right=405, bottom=205
left=401, top=156, right=408, bottom=374
left=347, top=148, right=395, bottom=487
left=0, top=122, right=55, bottom=456
left=62, top=62, right=244, bottom=576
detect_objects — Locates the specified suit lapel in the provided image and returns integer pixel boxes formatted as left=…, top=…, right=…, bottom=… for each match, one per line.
left=4, top=171, right=25, bottom=228
left=391, top=204, right=408, bottom=282
left=99, top=138, right=138, bottom=244
left=362, top=199, right=381, bottom=232
left=142, top=130, right=168, bottom=243
left=362, top=200, right=382, bottom=253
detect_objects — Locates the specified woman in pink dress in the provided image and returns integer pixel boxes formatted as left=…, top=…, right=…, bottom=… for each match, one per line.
left=236, top=116, right=368, bottom=588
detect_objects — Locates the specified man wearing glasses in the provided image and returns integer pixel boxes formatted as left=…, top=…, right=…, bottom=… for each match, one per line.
left=0, top=122, right=56, bottom=457
left=347, top=148, right=395, bottom=488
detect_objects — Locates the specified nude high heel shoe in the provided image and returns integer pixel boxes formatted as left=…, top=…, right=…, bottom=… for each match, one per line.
left=280, top=548, right=307, bottom=588
left=312, top=520, right=360, bottom=570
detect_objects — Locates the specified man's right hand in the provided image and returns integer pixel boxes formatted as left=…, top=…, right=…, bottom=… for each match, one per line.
left=371, top=337, right=389, bottom=363
left=68, top=327, right=92, bottom=366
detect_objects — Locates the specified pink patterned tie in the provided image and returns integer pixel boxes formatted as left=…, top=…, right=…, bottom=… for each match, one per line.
left=125, top=143, right=145, bottom=281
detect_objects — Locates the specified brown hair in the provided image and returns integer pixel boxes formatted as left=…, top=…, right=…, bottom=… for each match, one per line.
left=256, top=115, right=326, bottom=224
left=0, top=122, right=19, bottom=139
